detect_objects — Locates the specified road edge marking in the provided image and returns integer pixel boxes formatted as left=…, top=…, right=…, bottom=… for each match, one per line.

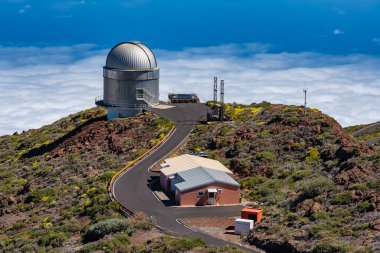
left=176, top=219, right=197, bottom=232
left=108, top=125, right=175, bottom=211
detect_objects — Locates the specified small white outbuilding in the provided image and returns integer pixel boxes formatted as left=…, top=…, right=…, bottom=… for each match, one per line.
left=234, top=218, right=254, bottom=235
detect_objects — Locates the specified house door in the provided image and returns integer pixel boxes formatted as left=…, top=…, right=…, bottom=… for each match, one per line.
left=208, top=192, right=215, bottom=205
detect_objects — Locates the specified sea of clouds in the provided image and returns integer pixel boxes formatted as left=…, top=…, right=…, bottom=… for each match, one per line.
left=0, top=43, right=379, bottom=135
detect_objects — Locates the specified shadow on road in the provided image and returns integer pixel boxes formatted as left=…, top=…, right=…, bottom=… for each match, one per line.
left=148, top=176, right=177, bottom=207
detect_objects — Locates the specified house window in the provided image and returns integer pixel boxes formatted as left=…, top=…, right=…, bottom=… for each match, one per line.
left=197, top=191, right=204, bottom=197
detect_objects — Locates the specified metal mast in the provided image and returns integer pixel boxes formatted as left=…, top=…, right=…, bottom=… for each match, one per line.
left=303, top=84, right=308, bottom=115
left=213, top=77, right=218, bottom=103
left=220, top=80, right=224, bottom=121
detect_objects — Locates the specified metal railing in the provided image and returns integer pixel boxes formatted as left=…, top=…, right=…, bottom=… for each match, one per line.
left=136, top=88, right=157, bottom=107
left=95, top=96, right=150, bottom=110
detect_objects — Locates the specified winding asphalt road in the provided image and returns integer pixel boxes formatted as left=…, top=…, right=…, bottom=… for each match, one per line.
left=353, top=121, right=380, bottom=137
left=112, top=104, right=254, bottom=251
left=353, top=121, right=380, bottom=147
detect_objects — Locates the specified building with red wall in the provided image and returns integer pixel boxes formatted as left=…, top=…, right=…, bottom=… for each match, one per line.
left=174, top=167, right=240, bottom=206
left=160, top=154, right=234, bottom=192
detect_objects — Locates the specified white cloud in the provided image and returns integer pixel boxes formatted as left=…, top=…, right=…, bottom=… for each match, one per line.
left=0, top=43, right=379, bottom=135
left=121, top=0, right=152, bottom=8
left=54, top=14, right=73, bottom=19
left=52, top=1, right=87, bottom=10
left=334, top=29, right=345, bottom=35
left=18, top=4, right=30, bottom=14
left=373, top=38, right=380, bottom=46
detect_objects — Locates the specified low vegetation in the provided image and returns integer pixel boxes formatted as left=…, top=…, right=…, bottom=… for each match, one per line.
left=0, top=107, right=175, bottom=252
left=1, top=102, right=379, bottom=253
left=186, top=102, right=380, bottom=252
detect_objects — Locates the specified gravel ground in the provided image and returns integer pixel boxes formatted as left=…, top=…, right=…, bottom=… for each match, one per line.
left=181, top=216, right=264, bottom=253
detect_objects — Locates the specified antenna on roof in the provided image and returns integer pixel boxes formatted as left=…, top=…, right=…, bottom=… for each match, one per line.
left=303, top=83, right=308, bottom=115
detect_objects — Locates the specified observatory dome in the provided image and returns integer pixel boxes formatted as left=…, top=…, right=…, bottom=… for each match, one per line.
left=106, top=41, right=157, bottom=70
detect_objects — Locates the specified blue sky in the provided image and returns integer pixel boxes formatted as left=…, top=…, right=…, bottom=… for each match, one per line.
left=0, top=0, right=380, bottom=134
left=1, top=0, right=380, bottom=54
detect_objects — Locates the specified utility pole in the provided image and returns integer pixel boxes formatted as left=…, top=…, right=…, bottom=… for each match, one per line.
left=220, top=80, right=224, bottom=121
left=303, top=84, right=308, bottom=115
left=213, top=77, right=218, bottom=104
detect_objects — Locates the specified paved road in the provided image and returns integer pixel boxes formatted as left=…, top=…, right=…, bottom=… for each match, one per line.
left=112, top=104, right=255, bottom=251
left=352, top=121, right=380, bottom=147
left=353, top=121, right=380, bottom=137
left=367, top=136, right=380, bottom=147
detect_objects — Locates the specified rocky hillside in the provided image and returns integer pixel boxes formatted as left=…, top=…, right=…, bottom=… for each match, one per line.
left=1, top=107, right=223, bottom=253
left=2, top=103, right=379, bottom=253
left=185, top=102, right=380, bottom=253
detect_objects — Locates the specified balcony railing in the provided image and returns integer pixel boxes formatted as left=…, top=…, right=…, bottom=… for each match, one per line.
left=95, top=96, right=150, bottom=110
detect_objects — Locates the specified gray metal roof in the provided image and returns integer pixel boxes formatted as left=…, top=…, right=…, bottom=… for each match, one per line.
left=175, top=167, right=240, bottom=192
left=106, top=41, right=157, bottom=70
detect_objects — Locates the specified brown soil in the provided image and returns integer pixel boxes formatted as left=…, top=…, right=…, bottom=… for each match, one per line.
left=130, top=228, right=166, bottom=245
left=181, top=216, right=265, bottom=253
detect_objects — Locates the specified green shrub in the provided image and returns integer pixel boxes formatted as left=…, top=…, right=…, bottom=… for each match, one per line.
left=311, top=238, right=349, bottom=253
left=291, top=142, right=304, bottom=150
left=258, top=179, right=281, bottom=196
left=367, top=180, right=380, bottom=190
left=331, top=208, right=352, bottom=219
left=97, top=171, right=116, bottom=183
left=9, top=222, right=26, bottom=231
left=258, top=101, right=272, bottom=109
left=262, top=192, right=286, bottom=205
left=83, top=218, right=134, bottom=242
left=129, top=236, right=206, bottom=253
left=255, top=151, right=276, bottom=162
left=311, top=210, right=330, bottom=221
left=60, top=220, right=82, bottom=233
left=237, top=113, right=250, bottom=122
left=259, top=130, right=271, bottom=138
left=289, top=116, right=300, bottom=124
left=350, top=183, right=368, bottom=191
left=308, top=224, right=335, bottom=237
left=81, top=193, right=111, bottom=218
left=127, top=212, right=156, bottom=230
left=298, top=217, right=309, bottom=224
left=169, top=237, right=205, bottom=251
left=306, top=148, right=319, bottom=163
left=297, top=176, right=334, bottom=198
left=358, top=201, right=373, bottom=213
left=239, top=176, right=266, bottom=190
left=332, top=191, right=353, bottom=205
left=28, top=188, right=56, bottom=203
left=98, top=234, right=130, bottom=252
left=80, top=233, right=131, bottom=253
left=292, top=169, right=311, bottom=181
left=38, top=232, right=66, bottom=248
left=220, top=127, right=230, bottom=136
left=286, top=212, right=299, bottom=222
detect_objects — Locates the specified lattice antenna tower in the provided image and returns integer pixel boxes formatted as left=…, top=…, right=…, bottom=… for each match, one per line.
left=220, top=80, right=225, bottom=121
left=213, top=77, right=218, bottom=103
left=303, top=84, right=308, bottom=115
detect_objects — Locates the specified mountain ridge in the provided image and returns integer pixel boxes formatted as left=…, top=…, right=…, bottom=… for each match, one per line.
left=0, top=103, right=379, bottom=252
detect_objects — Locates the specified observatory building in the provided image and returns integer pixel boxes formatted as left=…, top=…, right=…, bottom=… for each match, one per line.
left=95, top=41, right=159, bottom=119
